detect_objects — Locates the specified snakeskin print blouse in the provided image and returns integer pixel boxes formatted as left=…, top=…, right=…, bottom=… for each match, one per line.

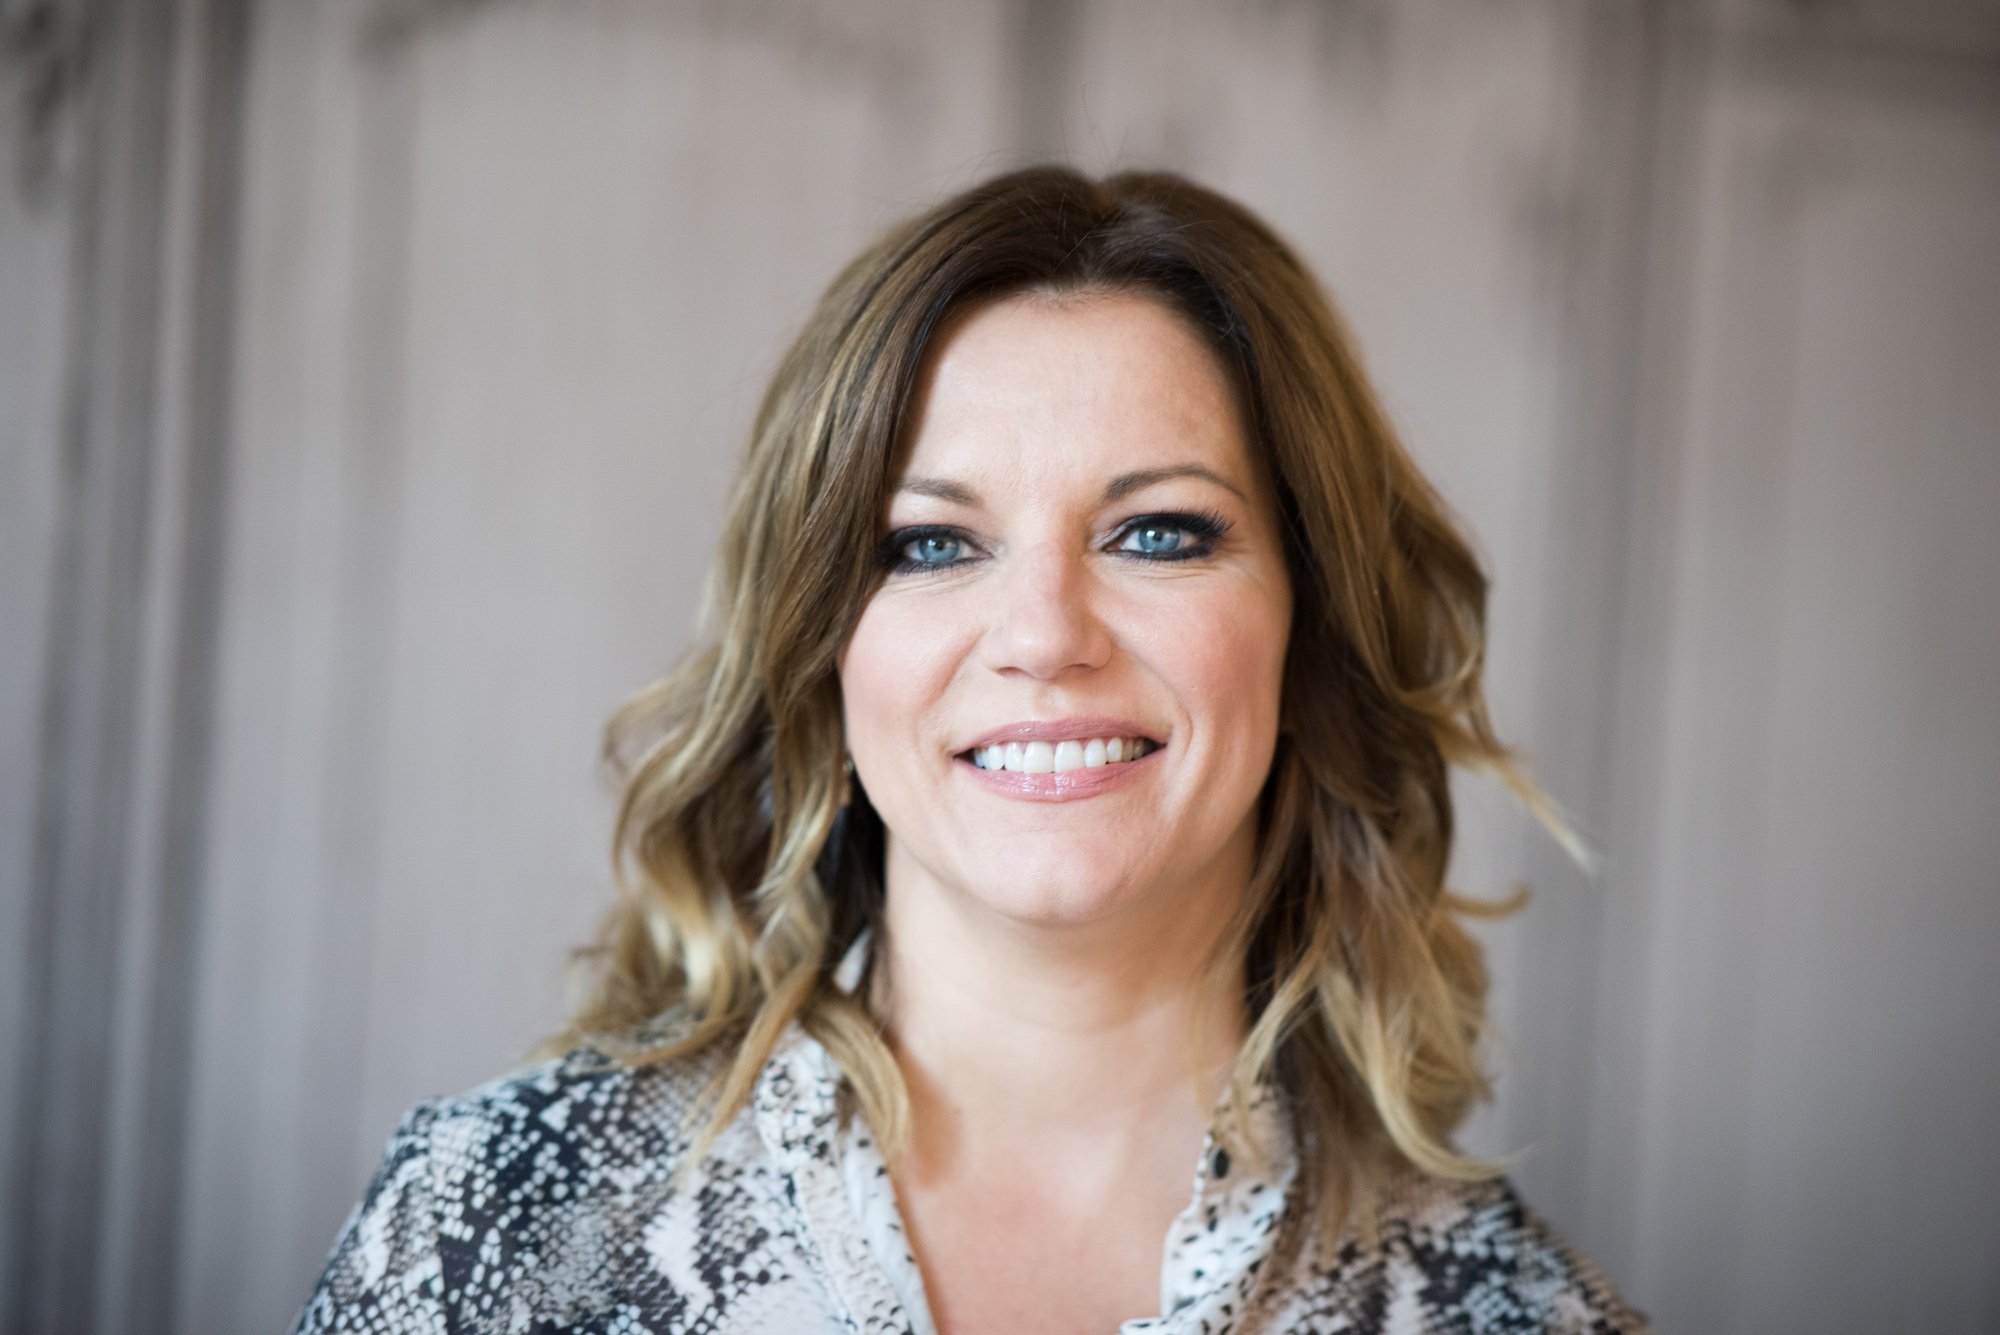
left=293, top=1000, right=1648, bottom=1335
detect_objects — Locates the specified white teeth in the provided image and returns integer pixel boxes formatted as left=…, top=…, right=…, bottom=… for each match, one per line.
left=968, top=735, right=1159, bottom=772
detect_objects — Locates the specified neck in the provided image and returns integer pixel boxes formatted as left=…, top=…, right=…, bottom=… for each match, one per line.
left=874, top=840, right=1250, bottom=1162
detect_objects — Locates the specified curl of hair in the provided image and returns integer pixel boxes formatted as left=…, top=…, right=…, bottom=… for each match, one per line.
left=544, top=165, right=1582, bottom=1247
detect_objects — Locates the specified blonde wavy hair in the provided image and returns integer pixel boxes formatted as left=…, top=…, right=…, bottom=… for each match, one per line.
left=549, top=165, right=1579, bottom=1242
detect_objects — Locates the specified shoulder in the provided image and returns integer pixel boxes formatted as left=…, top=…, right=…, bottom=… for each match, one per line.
left=1376, top=1174, right=1649, bottom=1333
left=292, top=1097, right=452, bottom=1334
left=1279, top=1172, right=1650, bottom=1334
left=414, top=1023, right=730, bottom=1182
left=293, top=1021, right=758, bottom=1333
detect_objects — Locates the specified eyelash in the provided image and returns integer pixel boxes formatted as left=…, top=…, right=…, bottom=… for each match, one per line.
left=870, top=509, right=1234, bottom=577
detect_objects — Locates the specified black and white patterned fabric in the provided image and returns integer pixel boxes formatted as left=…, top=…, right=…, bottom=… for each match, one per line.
left=293, top=999, right=1649, bottom=1334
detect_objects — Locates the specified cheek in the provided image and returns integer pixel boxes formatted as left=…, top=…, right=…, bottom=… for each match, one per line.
left=837, top=597, right=962, bottom=764
left=1132, top=580, right=1290, bottom=766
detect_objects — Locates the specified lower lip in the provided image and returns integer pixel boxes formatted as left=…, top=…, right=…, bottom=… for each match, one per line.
left=953, top=746, right=1163, bottom=802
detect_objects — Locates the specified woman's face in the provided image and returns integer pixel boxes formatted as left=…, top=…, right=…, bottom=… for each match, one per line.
left=838, top=290, right=1292, bottom=931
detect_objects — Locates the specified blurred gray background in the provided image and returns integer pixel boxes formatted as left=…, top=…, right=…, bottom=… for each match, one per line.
left=4, top=1, right=1997, bottom=1331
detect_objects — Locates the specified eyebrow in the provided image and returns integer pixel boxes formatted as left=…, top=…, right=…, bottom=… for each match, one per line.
left=893, top=464, right=1246, bottom=507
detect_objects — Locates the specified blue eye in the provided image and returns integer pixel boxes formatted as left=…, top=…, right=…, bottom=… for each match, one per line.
left=873, top=510, right=1231, bottom=577
left=1112, top=511, right=1230, bottom=561
left=903, top=533, right=964, bottom=565
left=874, top=525, right=979, bottom=576
left=1119, top=524, right=1186, bottom=555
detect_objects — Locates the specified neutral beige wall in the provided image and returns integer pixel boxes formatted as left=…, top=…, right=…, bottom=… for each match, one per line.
left=5, top=2, right=1996, bottom=1332
left=1615, top=33, right=2000, bottom=1327
left=0, top=10, right=80, bottom=1319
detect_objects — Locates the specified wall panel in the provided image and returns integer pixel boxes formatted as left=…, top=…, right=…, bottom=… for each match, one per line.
left=1620, top=32, right=2000, bottom=1332
left=177, top=2, right=1017, bottom=1327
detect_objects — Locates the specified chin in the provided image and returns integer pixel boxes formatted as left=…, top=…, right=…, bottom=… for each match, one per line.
left=879, top=812, right=1202, bottom=932
left=947, top=847, right=1154, bottom=927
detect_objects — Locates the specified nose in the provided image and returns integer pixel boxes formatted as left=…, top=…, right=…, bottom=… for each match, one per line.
left=979, top=541, right=1114, bottom=680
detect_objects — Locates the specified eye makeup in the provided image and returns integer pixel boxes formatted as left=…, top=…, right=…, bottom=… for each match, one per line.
left=870, top=508, right=1235, bottom=577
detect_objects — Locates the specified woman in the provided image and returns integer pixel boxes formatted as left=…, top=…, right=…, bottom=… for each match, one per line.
left=295, top=166, right=1647, bottom=1333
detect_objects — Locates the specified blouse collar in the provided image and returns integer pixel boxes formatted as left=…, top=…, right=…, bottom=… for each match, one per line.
left=751, top=931, right=1301, bottom=1334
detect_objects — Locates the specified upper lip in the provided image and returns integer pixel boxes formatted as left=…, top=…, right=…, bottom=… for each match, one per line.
left=955, top=717, right=1165, bottom=755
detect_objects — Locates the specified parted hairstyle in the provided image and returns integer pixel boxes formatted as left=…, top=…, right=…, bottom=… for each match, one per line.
left=549, top=164, right=1579, bottom=1242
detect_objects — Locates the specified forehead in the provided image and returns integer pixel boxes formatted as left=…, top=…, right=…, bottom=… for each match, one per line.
left=893, top=290, right=1255, bottom=490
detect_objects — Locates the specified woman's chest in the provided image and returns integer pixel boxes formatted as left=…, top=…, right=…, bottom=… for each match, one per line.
left=890, top=1176, right=1181, bottom=1334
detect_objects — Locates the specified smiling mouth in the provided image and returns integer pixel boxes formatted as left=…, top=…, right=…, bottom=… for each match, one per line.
left=956, top=737, right=1161, bottom=774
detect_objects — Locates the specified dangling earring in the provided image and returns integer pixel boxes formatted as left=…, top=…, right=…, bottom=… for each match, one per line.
left=839, top=753, right=855, bottom=807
